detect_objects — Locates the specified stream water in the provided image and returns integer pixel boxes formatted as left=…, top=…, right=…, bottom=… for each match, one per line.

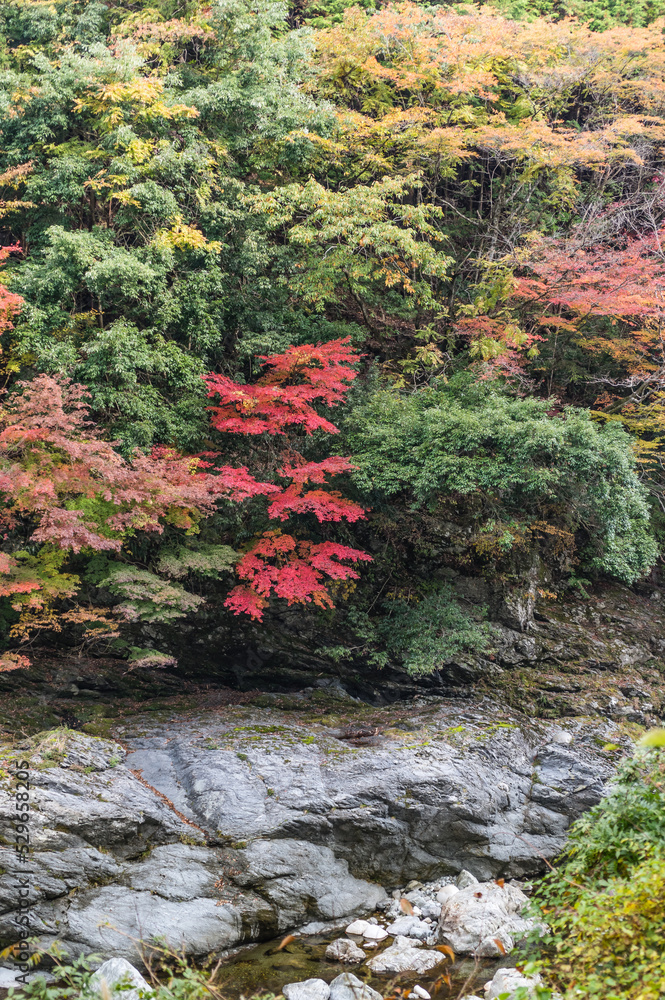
left=215, top=927, right=502, bottom=998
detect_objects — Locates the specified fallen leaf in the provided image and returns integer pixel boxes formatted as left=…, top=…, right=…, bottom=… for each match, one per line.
left=399, top=897, right=414, bottom=916
left=276, top=934, right=296, bottom=951
left=495, top=878, right=505, bottom=888
left=434, top=944, right=455, bottom=961
left=493, top=938, right=507, bottom=955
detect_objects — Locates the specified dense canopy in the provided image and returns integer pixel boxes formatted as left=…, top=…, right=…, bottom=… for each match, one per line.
left=0, top=0, right=664, bottom=674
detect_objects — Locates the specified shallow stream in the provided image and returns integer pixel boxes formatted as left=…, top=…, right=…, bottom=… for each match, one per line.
left=215, top=927, right=502, bottom=998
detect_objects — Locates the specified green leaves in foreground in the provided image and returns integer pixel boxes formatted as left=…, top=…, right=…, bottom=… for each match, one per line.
left=639, top=729, right=665, bottom=747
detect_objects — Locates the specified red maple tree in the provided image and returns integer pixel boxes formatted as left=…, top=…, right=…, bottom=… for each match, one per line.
left=0, top=339, right=370, bottom=667
left=204, top=337, right=371, bottom=620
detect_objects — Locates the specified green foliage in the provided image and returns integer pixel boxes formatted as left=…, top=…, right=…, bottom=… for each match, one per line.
left=640, top=729, right=665, bottom=747
left=156, top=544, right=237, bottom=579
left=345, top=376, right=659, bottom=584
left=530, top=751, right=665, bottom=1000
left=493, top=0, right=665, bottom=28
left=99, top=566, right=206, bottom=623
left=377, top=586, right=491, bottom=677
left=318, top=585, right=490, bottom=676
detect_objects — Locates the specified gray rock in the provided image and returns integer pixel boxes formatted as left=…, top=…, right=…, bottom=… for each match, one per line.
left=485, top=967, right=543, bottom=999
left=385, top=916, right=432, bottom=940
left=366, top=936, right=445, bottom=975
left=283, top=979, right=331, bottom=1000
left=0, top=969, right=54, bottom=989
left=403, top=890, right=440, bottom=920
left=455, top=870, right=478, bottom=889
left=0, top=701, right=617, bottom=963
left=123, top=706, right=615, bottom=883
left=329, top=972, right=382, bottom=1000
left=438, top=882, right=538, bottom=956
left=234, top=839, right=386, bottom=927
left=89, top=958, right=153, bottom=1000
left=66, top=885, right=244, bottom=960
left=325, top=938, right=366, bottom=963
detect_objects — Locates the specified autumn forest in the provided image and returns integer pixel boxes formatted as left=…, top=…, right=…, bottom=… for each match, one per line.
left=2, top=0, right=665, bottom=995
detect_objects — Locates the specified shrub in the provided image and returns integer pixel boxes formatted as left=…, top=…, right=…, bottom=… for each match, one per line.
left=529, top=750, right=665, bottom=1000
left=345, top=377, right=659, bottom=584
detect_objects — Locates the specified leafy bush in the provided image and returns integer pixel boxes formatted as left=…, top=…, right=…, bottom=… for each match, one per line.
left=530, top=750, right=665, bottom=1000
left=377, top=586, right=491, bottom=677
left=493, top=0, right=665, bottom=29
left=345, top=377, right=659, bottom=584
left=5, top=945, right=275, bottom=1000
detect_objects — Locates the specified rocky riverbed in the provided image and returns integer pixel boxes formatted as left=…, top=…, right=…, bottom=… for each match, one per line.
left=0, top=691, right=627, bottom=985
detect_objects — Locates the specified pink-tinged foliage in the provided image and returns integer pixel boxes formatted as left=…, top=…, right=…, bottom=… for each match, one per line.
left=0, top=339, right=371, bottom=663
left=267, top=457, right=366, bottom=523
left=203, top=337, right=358, bottom=436
left=514, top=228, right=665, bottom=321
left=225, top=531, right=372, bottom=620
left=0, top=245, right=23, bottom=337
left=0, top=376, right=236, bottom=551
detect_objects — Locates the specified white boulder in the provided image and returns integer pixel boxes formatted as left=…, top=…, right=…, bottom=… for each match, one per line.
left=325, top=938, right=366, bottom=963
left=329, top=972, right=382, bottom=1000
left=366, top=935, right=445, bottom=975
left=485, top=968, right=544, bottom=999
left=283, top=979, right=331, bottom=1000
left=363, top=925, right=388, bottom=941
left=386, top=916, right=432, bottom=940
left=89, top=959, right=153, bottom=1000
left=345, top=919, right=371, bottom=935
left=436, top=885, right=459, bottom=905
left=438, top=881, right=538, bottom=956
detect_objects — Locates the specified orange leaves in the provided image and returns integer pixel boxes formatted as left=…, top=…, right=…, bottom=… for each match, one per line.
left=314, top=2, right=665, bottom=191
left=0, top=651, right=30, bottom=672
left=0, top=244, right=23, bottom=337
left=275, top=934, right=296, bottom=952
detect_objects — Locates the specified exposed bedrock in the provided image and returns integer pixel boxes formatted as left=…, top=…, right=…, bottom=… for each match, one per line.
left=0, top=699, right=622, bottom=965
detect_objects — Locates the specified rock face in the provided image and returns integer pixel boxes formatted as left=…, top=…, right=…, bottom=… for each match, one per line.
left=120, top=700, right=615, bottom=887
left=0, top=734, right=384, bottom=964
left=437, top=882, right=537, bottom=956
left=0, top=700, right=618, bottom=964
